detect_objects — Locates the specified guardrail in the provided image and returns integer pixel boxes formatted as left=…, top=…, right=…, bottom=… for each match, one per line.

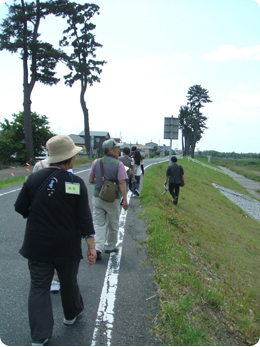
left=188, top=156, right=227, bottom=174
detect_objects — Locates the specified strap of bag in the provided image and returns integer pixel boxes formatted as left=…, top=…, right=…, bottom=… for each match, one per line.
left=40, top=160, right=45, bottom=169
left=31, top=169, right=61, bottom=203
left=100, top=158, right=105, bottom=182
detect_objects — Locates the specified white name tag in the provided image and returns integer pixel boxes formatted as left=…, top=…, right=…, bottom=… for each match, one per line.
left=65, top=182, right=80, bottom=195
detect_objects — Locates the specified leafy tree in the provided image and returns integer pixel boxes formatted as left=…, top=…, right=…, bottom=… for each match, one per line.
left=178, top=104, right=207, bottom=156
left=60, top=2, right=106, bottom=157
left=186, top=84, right=212, bottom=158
left=0, top=111, right=55, bottom=164
left=0, top=0, right=67, bottom=163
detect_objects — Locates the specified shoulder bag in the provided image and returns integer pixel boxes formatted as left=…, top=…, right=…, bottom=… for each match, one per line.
left=99, top=158, right=118, bottom=202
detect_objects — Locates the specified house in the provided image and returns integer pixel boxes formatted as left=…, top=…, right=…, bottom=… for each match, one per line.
left=79, top=131, right=110, bottom=156
left=69, top=134, right=85, bottom=148
left=145, top=142, right=158, bottom=149
left=134, top=144, right=152, bottom=158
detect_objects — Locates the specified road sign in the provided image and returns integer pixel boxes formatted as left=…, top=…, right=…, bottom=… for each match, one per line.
left=164, top=117, right=179, bottom=139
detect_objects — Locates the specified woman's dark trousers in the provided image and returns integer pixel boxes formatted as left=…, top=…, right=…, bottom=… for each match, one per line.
left=28, top=260, right=84, bottom=342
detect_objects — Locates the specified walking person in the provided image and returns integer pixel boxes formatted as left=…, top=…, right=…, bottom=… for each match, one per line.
left=32, top=139, right=61, bottom=292
left=14, top=135, right=96, bottom=346
left=165, top=156, right=185, bottom=205
left=32, top=140, right=49, bottom=173
left=118, top=147, right=135, bottom=204
left=88, top=139, right=128, bottom=261
left=132, top=150, right=144, bottom=197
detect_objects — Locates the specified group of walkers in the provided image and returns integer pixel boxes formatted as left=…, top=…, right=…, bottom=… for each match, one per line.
left=14, top=135, right=185, bottom=345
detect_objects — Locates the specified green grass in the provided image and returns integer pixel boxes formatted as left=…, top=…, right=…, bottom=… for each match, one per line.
left=210, top=157, right=260, bottom=184
left=0, top=176, right=26, bottom=189
left=140, top=157, right=260, bottom=346
left=0, top=158, right=92, bottom=189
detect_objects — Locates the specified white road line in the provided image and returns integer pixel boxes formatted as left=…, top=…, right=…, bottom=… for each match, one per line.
left=91, top=160, right=168, bottom=346
left=91, top=190, right=132, bottom=346
left=0, top=169, right=90, bottom=197
left=0, top=188, right=21, bottom=197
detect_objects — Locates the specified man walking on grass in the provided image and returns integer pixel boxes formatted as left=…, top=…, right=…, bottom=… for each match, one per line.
left=165, top=156, right=185, bottom=205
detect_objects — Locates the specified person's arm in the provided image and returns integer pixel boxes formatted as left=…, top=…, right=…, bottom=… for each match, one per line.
left=85, top=237, right=96, bottom=267
left=89, top=177, right=95, bottom=184
left=141, top=162, right=144, bottom=176
left=165, top=167, right=170, bottom=186
left=119, top=179, right=128, bottom=211
left=88, top=160, right=96, bottom=184
left=131, top=166, right=135, bottom=182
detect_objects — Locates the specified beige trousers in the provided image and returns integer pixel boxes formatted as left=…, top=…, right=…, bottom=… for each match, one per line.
left=92, top=197, right=120, bottom=252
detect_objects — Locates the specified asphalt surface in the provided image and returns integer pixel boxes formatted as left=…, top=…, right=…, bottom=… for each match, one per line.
left=0, top=158, right=166, bottom=346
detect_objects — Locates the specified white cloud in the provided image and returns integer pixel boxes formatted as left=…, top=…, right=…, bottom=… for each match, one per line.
left=237, top=84, right=248, bottom=89
left=203, top=44, right=260, bottom=61
left=228, top=90, right=260, bottom=108
left=251, top=0, right=260, bottom=8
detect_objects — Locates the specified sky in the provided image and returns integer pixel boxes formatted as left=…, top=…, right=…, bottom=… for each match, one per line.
left=1, top=0, right=260, bottom=153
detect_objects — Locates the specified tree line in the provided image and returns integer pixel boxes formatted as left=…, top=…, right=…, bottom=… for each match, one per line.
left=0, top=0, right=105, bottom=164
left=199, top=150, right=260, bottom=159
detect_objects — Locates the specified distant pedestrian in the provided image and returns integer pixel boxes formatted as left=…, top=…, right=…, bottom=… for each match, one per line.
left=89, top=139, right=128, bottom=261
left=15, top=135, right=96, bottom=346
left=118, top=147, right=135, bottom=204
left=132, top=150, right=144, bottom=197
left=165, top=156, right=185, bottom=205
left=129, top=146, right=137, bottom=191
left=32, top=140, right=49, bottom=172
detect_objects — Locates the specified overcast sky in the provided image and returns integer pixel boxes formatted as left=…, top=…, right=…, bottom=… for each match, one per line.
left=1, top=0, right=260, bottom=153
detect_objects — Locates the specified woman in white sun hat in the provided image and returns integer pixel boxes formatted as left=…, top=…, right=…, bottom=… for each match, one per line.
left=15, top=135, right=96, bottom=346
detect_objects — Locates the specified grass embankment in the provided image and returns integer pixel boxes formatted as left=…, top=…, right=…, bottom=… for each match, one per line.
left=0, top=158, right=92, bottom=189
left=141, top=157, right=260, bottom=346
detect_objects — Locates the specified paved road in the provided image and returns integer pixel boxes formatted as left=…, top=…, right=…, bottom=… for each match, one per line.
left=0, top=158, right=167, bottom=346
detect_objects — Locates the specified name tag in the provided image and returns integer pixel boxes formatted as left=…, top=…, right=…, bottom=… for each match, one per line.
left=65, top=182, right=80, bottom=195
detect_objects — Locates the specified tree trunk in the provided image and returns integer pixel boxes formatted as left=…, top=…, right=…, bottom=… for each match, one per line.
left=23, top=87, right=35, bottom=164
left=181, top=131, right=185, bottom=156
left=191, top=116, right=199, bottom=159
left=22, top=0, right=35, bottom=165
left=80, top=87, right=90, bottom=157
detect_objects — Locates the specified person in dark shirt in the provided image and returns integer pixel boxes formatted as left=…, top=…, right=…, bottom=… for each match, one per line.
left=15, top=135, right=96, bottom=346
left=165, top=156, right=185, bottom=205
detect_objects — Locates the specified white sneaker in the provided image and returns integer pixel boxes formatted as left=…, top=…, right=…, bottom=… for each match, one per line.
left=32, top=338, right=49, bottom=346
left=64, top=311, right=82, bottom=325
left=50, top=281, right=60, bottom=292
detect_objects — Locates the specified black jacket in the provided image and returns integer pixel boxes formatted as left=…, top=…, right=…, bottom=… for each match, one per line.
left=166, top=163, right=184, bottom=184
left=15, top=167, right=95, bottom=262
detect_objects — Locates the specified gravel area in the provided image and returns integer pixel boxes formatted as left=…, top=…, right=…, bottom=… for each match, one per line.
left=212, top=183, right=260, bottom=223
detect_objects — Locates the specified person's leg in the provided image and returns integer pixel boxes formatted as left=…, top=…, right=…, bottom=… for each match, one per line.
left=50, top=269, right=60, bottom=292
left=129, top=174, right=132, bottom=191
left=105, top=199, right=120, bottom=251
left=28, top=260, right=54, bottom=343
left=173, top=184, right=180, bottom=204
left=55, top=260, right=84, bottom=321
left=168, top=183, right=175, bottom=200
left=135, top=175, right=140, bottom=190
left=92, top=196, right=108, bottom=252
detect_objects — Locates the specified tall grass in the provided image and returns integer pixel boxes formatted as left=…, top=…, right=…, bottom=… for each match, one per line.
left=140, top=157, right=260, bottom=346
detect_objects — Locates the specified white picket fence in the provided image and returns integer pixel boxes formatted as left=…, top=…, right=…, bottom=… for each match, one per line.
left=188, top=156, right=227, bottom=174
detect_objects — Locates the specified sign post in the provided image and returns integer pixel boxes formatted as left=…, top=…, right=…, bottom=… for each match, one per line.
left=164, top=116, right=179, bottom=165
